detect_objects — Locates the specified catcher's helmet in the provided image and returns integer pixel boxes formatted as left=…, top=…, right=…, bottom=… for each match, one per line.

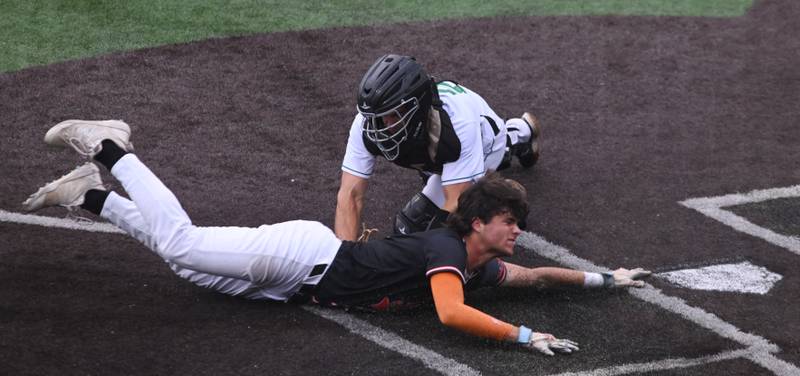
left=357, top=54, right=433, bottom=161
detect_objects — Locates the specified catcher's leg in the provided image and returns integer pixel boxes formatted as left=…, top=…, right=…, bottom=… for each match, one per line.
left=504, top=112, right=541, bottom=168
left=394, top=175, right=449, bottom=235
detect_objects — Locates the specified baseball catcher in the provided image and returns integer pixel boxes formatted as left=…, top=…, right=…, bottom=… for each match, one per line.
left=336, top=54, right=541, bottom=240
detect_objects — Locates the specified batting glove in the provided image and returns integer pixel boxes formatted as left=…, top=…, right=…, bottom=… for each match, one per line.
left=609, top=267, right=651, bottom=288
left=520, top=328, right=580, bottom=356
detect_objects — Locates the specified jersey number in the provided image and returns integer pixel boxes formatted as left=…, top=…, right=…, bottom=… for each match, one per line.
left=438, top=81, right=465, bottom=95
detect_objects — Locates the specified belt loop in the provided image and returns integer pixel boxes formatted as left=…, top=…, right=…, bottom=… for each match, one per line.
left=289, top=263, right=329, bottom=304
left=309, top=263, right=327, bottom=277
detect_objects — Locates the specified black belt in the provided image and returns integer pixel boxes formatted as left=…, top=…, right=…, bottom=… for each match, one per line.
left=287, top=263, right=327, bottom=304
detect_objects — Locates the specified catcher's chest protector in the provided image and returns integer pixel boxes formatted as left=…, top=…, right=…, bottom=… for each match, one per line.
left=363, top=88, right=461, bottom=174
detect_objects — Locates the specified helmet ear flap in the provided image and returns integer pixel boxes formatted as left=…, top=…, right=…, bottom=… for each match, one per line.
left=406, top=79, right=435, bottom=139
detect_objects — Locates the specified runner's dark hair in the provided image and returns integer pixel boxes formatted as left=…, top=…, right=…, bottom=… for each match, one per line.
left=446, top=172, right=529, bottom=236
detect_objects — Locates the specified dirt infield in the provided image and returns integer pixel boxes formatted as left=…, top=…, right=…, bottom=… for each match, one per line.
left=1, top=1, right=799, bottom=375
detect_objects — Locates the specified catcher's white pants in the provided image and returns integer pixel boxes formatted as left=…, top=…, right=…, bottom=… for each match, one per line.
left=422, top=115, right=531, bottom=207
left=100, top=154, right=341, bottom=301
left=421, top=146, right=505, bottom=208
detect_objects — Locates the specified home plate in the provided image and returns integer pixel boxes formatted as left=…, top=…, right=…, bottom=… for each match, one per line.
left=657, top=261, right=782, bottom=294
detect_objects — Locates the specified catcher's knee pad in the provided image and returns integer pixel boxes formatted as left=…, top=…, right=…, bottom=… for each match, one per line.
left=394, top=193, right=450, bottom=235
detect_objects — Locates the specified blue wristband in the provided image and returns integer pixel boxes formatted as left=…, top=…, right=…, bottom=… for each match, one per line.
left=602, top=273, right=615, bottom=288
left=517, top=325, right=533, bottom=344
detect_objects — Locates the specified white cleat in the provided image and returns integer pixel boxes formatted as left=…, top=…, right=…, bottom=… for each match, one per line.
left=44, top=119, right=133, bottom=158
left=22, top=163, right=104, bottom=212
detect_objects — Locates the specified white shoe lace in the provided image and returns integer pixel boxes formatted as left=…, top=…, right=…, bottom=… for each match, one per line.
left=67, top=136, right=100, bottom=156
left=65, top=208, right=95, bottom=225
left=62, top=181, right=112, bottom=226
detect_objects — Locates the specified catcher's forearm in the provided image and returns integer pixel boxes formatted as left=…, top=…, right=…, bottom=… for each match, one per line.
left=334, top=194, right=363, bottom=241
left=335, top=172, right=368, bottom=241
left=334, top=207, right=360, bottom=241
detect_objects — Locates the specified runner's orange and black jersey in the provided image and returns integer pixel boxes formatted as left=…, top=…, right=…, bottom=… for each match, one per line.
left=315, top=228, right=507, bottom=310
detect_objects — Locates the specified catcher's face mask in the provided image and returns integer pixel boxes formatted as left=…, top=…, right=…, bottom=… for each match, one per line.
left=358, top=97, right=420, bottom=161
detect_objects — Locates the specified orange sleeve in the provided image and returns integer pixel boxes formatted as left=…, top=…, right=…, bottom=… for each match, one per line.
left=429, top=272, right=515, bottom=342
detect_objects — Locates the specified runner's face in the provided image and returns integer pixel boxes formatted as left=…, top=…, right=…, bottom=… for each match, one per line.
left=477, top=212, right=522, bottom=256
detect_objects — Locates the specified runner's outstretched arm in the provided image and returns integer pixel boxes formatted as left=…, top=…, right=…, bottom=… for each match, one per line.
left=501, top=262, right=651, bottom=289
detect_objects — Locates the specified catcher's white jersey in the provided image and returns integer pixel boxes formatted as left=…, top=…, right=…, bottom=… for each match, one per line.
left=342, top=82, right=506, bottom=207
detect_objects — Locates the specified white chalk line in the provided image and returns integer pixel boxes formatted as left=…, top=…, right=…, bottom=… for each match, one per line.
left=546, top=346, right=800, bottom=376
left=745, top=350, right=800, bottom=376
left=516, top=233, right=800, bottom=376
left=682, top=185, right=800, bottom=207
left=0, top=209, right=125, bottom=234
left=680, top=185, right=800, bottom=255
left=517, top=233, right=775, bottom=350
left=545, top=348, right=749, bottom=376
left=4, top=210, right=799, bottom=375
left=303, top=305, right=481, bottom=376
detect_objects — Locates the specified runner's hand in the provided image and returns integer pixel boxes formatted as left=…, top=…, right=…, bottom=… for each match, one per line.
left=524, top=332, right=580, bottom=356
left=611, top=267, right=651, bottom=287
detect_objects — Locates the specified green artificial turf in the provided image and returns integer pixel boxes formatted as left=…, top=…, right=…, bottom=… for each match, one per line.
left=0, top=0, right=753, bottom=73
